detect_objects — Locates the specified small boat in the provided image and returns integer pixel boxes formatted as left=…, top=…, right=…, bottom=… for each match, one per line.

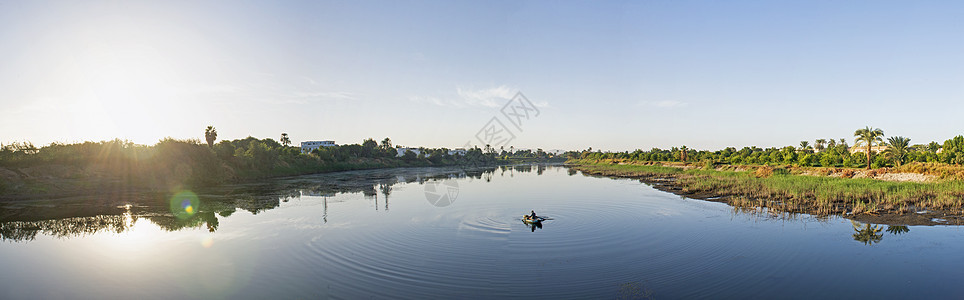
left=522, top=215, right=544, bottom=223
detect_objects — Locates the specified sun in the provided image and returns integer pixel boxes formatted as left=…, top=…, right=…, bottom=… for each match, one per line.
left=62, top=40, right=189, bottom=144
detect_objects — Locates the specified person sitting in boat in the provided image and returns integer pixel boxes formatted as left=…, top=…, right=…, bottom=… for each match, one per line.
left=529, top=210, right=538, bottom=219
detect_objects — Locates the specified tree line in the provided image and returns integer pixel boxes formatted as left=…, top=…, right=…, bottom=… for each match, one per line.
left=0, top=126, right=503, bottom=190
left=571, top=126, right=964, bottom=169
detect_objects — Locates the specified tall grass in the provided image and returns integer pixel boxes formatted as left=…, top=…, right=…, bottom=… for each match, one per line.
left=573, top=161, right=964, bottom=216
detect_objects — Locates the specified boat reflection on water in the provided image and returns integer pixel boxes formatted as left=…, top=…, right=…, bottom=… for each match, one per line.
left=523, top=218, right=545, bottom=232
left=525, top=220, right=543, bottom=232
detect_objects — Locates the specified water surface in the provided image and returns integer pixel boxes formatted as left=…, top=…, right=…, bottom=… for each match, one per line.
left=2, top=165, right=964, bottom=299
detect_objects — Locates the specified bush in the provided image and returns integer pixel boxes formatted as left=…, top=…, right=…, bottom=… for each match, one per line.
left=754, top=167, right=773, bottom=178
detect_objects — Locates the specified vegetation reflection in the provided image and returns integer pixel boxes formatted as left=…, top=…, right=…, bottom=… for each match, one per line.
left=0, top=166, right=506, bottom=242
left=850, top=221, right=880, bottom=245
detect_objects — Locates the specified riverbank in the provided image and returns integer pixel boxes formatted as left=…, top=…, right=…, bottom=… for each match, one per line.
left=0, top=138, right=511, bottom=201
left=569, top=159, right=964, bottom=225
left=0, top=158, right=496, bottom=201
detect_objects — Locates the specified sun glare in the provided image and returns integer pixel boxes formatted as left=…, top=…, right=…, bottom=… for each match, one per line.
left=24, top=9, right=215, bottom=145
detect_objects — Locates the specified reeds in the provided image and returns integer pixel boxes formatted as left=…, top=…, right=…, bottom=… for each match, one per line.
left=573, top=161, right=964, bottom=216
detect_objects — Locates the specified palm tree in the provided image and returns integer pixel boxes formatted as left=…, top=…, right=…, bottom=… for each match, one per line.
left=681, top=145, right=688, bottom=162
left=799, top=141, right=811, bottom=152
left=827, top=138, right=837, bottom=148
left=280, top=133, right=291, bottom=147
left=853, top=126, right=884, bottom=169
left=814, top=139, right=826, bottom=152
left=883, top=136, right=911, bottom=167
left=204, top=126, right=217, bottom=148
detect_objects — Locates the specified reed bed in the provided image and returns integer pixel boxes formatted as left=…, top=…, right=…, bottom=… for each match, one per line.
left=572, top=162, right=964, bottom=217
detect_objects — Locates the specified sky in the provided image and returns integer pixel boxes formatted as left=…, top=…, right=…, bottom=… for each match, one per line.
left=3, top=0, right=964, bottom=151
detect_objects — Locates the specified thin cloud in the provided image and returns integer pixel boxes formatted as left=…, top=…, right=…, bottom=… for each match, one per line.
left=197, top=75, right=356, bottom=104
left=411, top=85, right=523, bottom=108
left=291, top=91, right=356, bottom=101
left=456, top=85, right=515, bottom=108
left=638, top=100, right=688, bottom=108
left=408, top=95, right=447, bottom=106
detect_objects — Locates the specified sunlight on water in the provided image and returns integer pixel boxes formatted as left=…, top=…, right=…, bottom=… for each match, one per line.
left=4, top=166, right=964, bottom=299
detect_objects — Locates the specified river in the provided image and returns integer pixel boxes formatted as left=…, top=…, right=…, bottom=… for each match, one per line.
left=1, top=165, right=963, bottom=299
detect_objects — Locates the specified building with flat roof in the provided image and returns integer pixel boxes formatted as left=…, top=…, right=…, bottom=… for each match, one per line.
left=301, top=140, right=336, bottom=154
left=849, top=145, right=888, bottom=154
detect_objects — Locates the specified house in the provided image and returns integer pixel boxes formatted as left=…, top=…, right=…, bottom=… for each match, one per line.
left=301, top=140, right=336, bottom=154
left=395, top=146, right=431, bottom=157
left=849, top=145, right=888, bottom=154
left=396, top=146, right=423, bottom=157
left=395, top=147, right=468, bottom=157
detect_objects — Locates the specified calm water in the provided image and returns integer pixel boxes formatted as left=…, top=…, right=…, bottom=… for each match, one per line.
left=3, top=165, right=964, bottom=299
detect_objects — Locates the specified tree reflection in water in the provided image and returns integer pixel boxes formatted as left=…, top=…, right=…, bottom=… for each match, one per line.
left=885, top=225, right=910, bottom=235
left=851, top=221, right=884, bottom=245
left=0, top=166, right=500, bottom=242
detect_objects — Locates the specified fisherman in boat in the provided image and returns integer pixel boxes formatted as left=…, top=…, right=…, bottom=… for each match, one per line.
left=529, top=210, right=538, bottom=220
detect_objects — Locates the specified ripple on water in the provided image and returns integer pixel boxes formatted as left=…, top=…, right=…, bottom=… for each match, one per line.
left=293, top=220, right=505, bottom=298
left=457, top=215, right=512, bottom=240
left=257, top=169, right=820, bottom=298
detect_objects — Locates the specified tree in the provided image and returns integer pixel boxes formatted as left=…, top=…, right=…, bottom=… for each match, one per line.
left=799, top=141, right=811, bottom=152
left=853, top=126, right=884, bottom=169
left=361, top=138, right=378, bottom=157
left=815, top=139, right=826, bottom=152
left=941, top=136, right=964, bottom=165
left=280, top=133, right=291, bottom=147
left=883, top=136, right=911, bottom=167
left=362, top=138, right=378, bottom=149
left=380, top=138, right=392, bottom=150
left=680, top=145, right=688, bottom=162
left=204, top=126, right=217, bottom=148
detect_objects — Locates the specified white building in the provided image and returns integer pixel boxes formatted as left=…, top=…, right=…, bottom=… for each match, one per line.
left=301, top=140, right=336, bottom=154
left=395, top=147, right=468, bottom=158
left=396, top=147, right=423, bottom=157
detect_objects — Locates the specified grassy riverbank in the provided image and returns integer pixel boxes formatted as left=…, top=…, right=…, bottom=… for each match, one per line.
left=0, top=137, right=502, bottom=200
left=570, top=159, right=964, bottom=225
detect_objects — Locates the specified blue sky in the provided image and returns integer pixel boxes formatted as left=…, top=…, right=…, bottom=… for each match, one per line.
left=2, top=0, right=964, bottom=151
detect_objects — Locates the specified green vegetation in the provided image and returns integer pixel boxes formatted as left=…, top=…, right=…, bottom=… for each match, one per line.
left=204, top=125, right=217, bottom=148
left=884, top=136, right=911, bottom=167
left=567, top=126, right=964, bottom=171
left=853, top=126, right=884, bottom=169
left=0, top=130, right=508, bottom=198
left=571, top=161, right=964, bottom=224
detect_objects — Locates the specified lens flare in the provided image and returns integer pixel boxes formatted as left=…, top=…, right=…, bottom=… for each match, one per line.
left=170, top=190, right=199, bottom=220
